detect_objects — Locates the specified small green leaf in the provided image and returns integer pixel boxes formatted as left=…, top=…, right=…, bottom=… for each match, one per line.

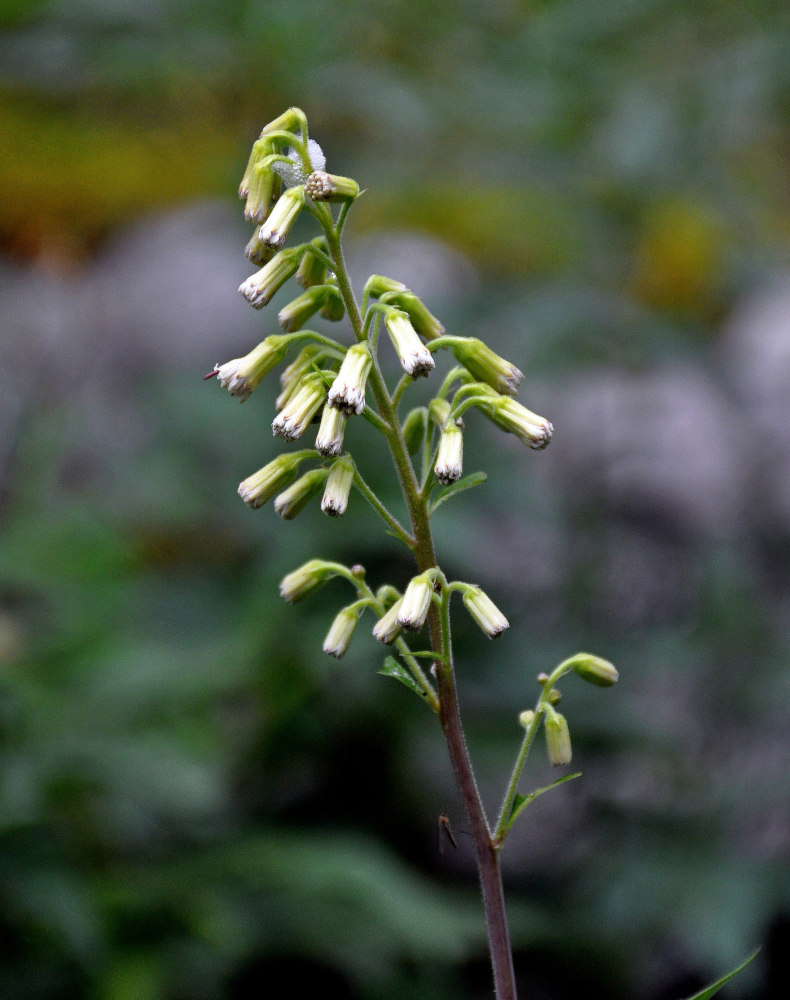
left=507, top=772, right=582, bottom=829
left=681, top=949, right=760, bottom=1000
left=428, top=471, right=487, bottom=516
left=379, top=656, right=428, bottom=699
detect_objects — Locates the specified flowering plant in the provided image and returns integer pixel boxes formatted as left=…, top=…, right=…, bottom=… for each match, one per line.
left=207, top=108, right=756, bottom=1000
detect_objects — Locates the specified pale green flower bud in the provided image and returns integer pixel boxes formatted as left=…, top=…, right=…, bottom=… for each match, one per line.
left=244, top=155, right=281, bottom=223
left=305, top=170, right=360, bottom=202
left=479, top=396, right=553, bottom=450
left=380, top=291, right=445, bottom=341
left=544, top=707, right=572, bottom=766
left=372, top=598, right=404, bottom=645
left=519, top=710, right=536, bottom=728
left=259, top=185, right=305, bottom=248
left=244, top=228, right=276, bottom=267
left=462, top=585, right=509, bottom=638
left=384, top=309, right=435, bottom=378
left=279, top=558, right=342, bottom=604
left=447, top=338, right=523, bottom=397
left=296, top=238, right=329, bottom=288
left=210, top=335, right=288, bottom=402
left=397, top=571, right=435, bottom=631
left=273, top=468, right=328, bottom=520
left=319, top=286, right=345, bottom=322
left=434, top=421, right=463, bottom=485
left=568, top=652, right=619, bottom=687
left=401, top=407, right=429, bottom=454
left=315, top=404, right=347, bottom=457
left=237, top=450, right=315, bottom=509
left=272, top=372, right=326, bottom=441
left=323, top=605, right=361, bottom=659
left=238, top=248, right=301, bottom=309
left=321, top=455, right=354, bottom=517
left=258, top=107, right=308, bottom=140
left=278, top=284, right=343, bottom=332
left=327, top=343, right=372, bottom=415
left=364, top=275, right=408, bottom=299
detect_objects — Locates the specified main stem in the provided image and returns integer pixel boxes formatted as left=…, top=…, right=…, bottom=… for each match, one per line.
left=322, top=212, right=518, bottom=1000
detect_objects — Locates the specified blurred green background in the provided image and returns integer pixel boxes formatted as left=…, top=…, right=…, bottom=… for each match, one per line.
left=2, top=1, right=790, bottom=998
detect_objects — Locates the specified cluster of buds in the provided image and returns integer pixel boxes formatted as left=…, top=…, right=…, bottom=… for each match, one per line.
left=209, top=108, right=558, bottom=679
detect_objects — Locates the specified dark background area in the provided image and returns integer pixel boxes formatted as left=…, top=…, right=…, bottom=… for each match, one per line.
left=1, top=1, right=790, bottom=998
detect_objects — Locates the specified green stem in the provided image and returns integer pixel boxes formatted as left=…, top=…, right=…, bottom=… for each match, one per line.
left=321, top=209, right=518, bottom=1000
left=352, top=467, right=414, bottom=549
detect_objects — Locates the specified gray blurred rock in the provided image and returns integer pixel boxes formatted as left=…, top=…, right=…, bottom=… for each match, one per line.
left=550, top=363, right=751, bottom=541
left=719, top=278, right=790, bottom=531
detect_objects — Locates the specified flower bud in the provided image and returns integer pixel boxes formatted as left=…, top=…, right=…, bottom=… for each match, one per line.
left=296, top=238, right=329, bottom=288
left=279, top=558, right=342, bottom=604
left=238, top=248, right=301, bottom=309
left=434, top=421, right=463, bottom=485
left=518, top=710, right=535, bottom=729
left=237, top=450, right=315, bottom=509
left=364, top=275, right=408, bottom=300
left=244, top=228, right=277, bottom=267
left=462, top=586, right=509, bottom=638
left=258, top=107, right=307, bottom=140
left=315, top=404, right=347, bottom=457
left=568, top=653, right=619, bottom=687
left=278, top=284, right=343, bottom=332
left=323, top=605, right=362, bottom=659
left=380, top=291, right=445, bottom=341
left=211, top=335, right=288, bottom=402
left=272, top=372, right=327, bottom=441
left=327, top=342, right=372, bottom=415
left=428, top=397, right=452, bottom=429
left=544, top=707, right=572, bottom=766
left=448, top=338, right=523, bottom=397
left=479, top=396, right=553, bottom=450
left=321, top=455, right=354, bottom=517
left=259, top=185, right=305, bottom=249
left=372, top=598, right=403, bottom=645
left=384, top=309, right=435, bottom=378
left=319, top=286, right=345, bottom=322
left=305, top=170, right=360, bottom=202
left=401, top=407, right=429, bottom=454
left=244, top=156, right=281, bottom=223
left=397, top=572, right=435, bottom=631
left=273, top=468, right=328, bottom=520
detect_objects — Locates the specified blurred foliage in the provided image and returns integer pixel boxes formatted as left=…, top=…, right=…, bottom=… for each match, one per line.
left=3, top=1, right=790, bottom=999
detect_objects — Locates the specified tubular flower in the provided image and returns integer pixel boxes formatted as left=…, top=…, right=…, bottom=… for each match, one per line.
left=238, top=248, right=301, bottom=308
left=448, top=338, right=523, bottom=397
left=384, top=309, right=435, bottom=378
left=323, top=605, right=362, bottom=659
left=237, top=450, right=316, bottom=509
left=434, top=421, right=463, bottom=485
left=278, top=284, right=342, bottom=332
left=211, top=336, right=288, bottom=402
left=321, top=455, right=354, bottom=517
left=314, top=404, right=347, bottom=457
left=478, top=396, right=553, bottom=450
left=462, top=586, right=509, bottom=638
left=259, top=185, right=306, bottom=248
left=272, top=372, right=327, bottom=441
left=397, top=572, right=436, bottom=631
left=327, top=343, right=372, bottom=415
left=273, top=468, right=328, bottom=520
left=279, top=558, right=343, bottom=604
left=372, top=598, right=404, bottom=645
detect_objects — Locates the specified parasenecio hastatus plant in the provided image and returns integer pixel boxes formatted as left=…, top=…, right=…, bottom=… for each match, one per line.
left=206, top=108, right=757, bottom=1000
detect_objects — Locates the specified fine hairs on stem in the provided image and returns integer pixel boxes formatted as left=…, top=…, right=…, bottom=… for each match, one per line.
left=207, top=108, right=756, bottom=1000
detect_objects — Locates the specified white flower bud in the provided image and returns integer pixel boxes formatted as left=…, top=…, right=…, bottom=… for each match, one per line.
left=327, top=343, right=372, bottom=415
left=211, top=336, right=288, bottom=402
left=397, top=572, right=435, bottom=631
left=315, top=404, right=347, bottom=457
left=323, top=605, right=361, bottom=659
left=372, top=598, right=403, bottom=645
left=434, top=422, right=464, bottom=486
left=272, top=372, right=327, bottom=441
left=273, top=468, right=328, bottom=520
left=279, top=558, right=342, bottom=604
left=259, top=185, right=305, bottom=248
left=544, top=707, right=572, bottom=767
left=237, top=450, right=315, bottom=509
left=238, top=249, right=301, bottom=309
left=321, top=455, right=354, bottom=517
left=384, top=309, right=435, bottom=378
left=462, top=586, right=509, bottom=639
